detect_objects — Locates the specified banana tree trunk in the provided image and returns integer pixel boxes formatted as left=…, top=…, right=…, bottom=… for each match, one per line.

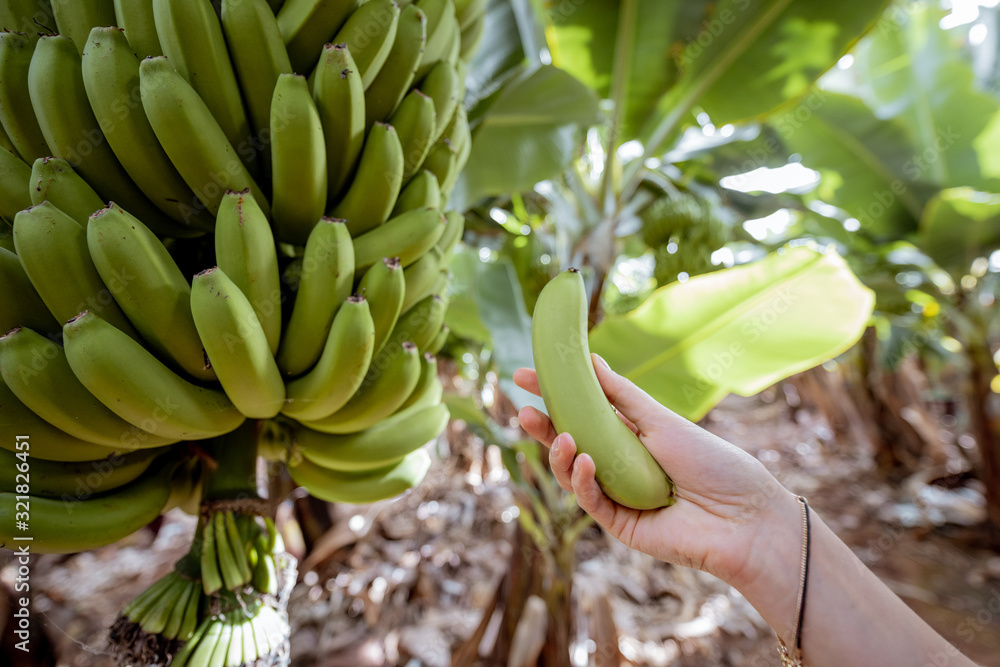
left=964, top=330, right=1000, bottom=540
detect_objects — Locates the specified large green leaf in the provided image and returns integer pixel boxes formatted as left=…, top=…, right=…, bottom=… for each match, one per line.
left=917, top=188, right=1000, bottom=277
left=589, top=246, right=874, bottom=420
left=452, top=65, right=599, bottom=210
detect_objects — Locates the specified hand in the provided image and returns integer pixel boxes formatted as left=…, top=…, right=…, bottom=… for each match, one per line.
left=514, top=354, right=800, bottom=589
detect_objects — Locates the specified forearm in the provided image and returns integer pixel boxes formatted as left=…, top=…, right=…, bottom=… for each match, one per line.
left=736, top=491, right=976, bottom=667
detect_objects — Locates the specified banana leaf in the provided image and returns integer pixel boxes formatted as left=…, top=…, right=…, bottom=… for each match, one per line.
left=917, top=188, right=1000, bottom=278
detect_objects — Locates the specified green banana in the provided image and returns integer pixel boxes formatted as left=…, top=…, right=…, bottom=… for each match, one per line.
left=0, top=462, right=173, bottom=554
left=0, top=326, right=175, bottom=449
left=139, top=575, right=182, bottom=635
left=426, top=323, right=448, bottom=355
left=88, top=203, right=214, bottom=381
left=415, top=0, right=456, bottom=78
left=352, top=206, right=446, bottom=275
left=62, top=311, right=245, bottom=441
left=151, top=0, right=253, bottom=164
left=0, top=0, right=55, bottom=35
left=169, top=616, right=211, bottom=667
left=215, top=189, right=282, bottom=355
left=455, top=0, right=486, bottom=30
left=444, top=103, right=470, bottom=162
left=271, top=73, right=327, bottom=246
left=398, top=351, right=442, bottom=412
left=12, top=202, right=139, bottom=336
left=299, top=340, right=421, bottom=434
left=0, top=246, right=58, bottom=335
left=391, top=88, right=436, bottom=180
left=298, top=402, right=448, bottom=471
left=82, top=27, right=213, bottom=232
left=392, top=168, right=440, bottom=217
left=0, top=145, right=30, bottom=222
left=288, top=448, right=432, bottom=504
left=113, top=0, right=163, bottom=58
left=139, top=55, right=268, bottom=218
left=50, top=0, right=116, bottom=54
left=28, top=156, right=103, bottom=226
left=251, top=533, right=278, bottom=595
left=177, top=575, right=202, bottom=640
left=420, top=59, right=459, bottom=142
left=226, top=617, right=244, bottom=667
left=436, top=208, right=464, bottom=260
left=312, top=43, right=365, bottom=200
left=225, top=511, right=252, bottom=584
left=359, top=256, right=405, bottom=353
left=0, top=447, right=165, bottom=498
left=277, top=218, right=354, bottom=376
left=161, top=577, right=195, bottom=640
left=364, top=3, right=426, bottom=125
left=387, top=292, right=447, bottom=352
left=331, top=121, right=403, bottom=236
left=189, top=617, right=226, bottom=667
left=0, top=32, right=50, bottom=163
left=214, top=511, right=244, bottom=590
left=221, top=0, right=292, bottom=166
left=401, top=246, right=443, bottom=313
left=191, top=267, right=286, bottom=419
left=276, top=0, right=359, bottom=75
left=531, top=269, right=675, bottom=510
left=282, top=295, right=375, bottom=422
left=422, top=138, right=457, bottom=193
left=200, top=517, right=223, bottom=595
left=459, top=12, right=484, bottom=60
left=332, top=0, right=400, bottom=89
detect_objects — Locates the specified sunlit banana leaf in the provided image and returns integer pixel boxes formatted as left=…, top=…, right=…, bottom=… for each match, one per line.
left=589, top=246, right=874, bottom=420
left=917, top=188, right=1000, bottom=278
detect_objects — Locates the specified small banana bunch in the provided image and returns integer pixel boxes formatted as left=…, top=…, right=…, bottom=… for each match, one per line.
left=112, top=567, right=204, bottom=656
left=201, top=512, right=283, bottom=597
left=170, top=603, right=289, bottom=667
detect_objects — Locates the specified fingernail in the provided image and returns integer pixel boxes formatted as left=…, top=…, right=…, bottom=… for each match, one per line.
left=551, top=435, right=562, bottom=456
left=594, top=354, right=610, bottom=370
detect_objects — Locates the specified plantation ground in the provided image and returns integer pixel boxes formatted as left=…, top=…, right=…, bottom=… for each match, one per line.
left=3, top=387, right=999, bottom=667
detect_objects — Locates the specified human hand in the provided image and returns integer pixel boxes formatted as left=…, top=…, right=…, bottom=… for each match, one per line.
left=514, top=354, right=800, bottom=589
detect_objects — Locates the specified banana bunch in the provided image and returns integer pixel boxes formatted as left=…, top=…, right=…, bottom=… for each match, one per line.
left=169, top=603, right=288, bottom=667
left=200, top=511, right=283, bottom=597
left=112, top=568, right=204, bottom=652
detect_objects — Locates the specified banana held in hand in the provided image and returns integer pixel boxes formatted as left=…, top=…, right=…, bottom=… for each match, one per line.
left=531, top=269, right=675, bottom=510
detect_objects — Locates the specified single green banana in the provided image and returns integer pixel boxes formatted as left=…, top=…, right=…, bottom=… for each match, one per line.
left=282, top=295, right=375, bottom=422
left=271, top=73, right=327, bottom=246
left=359, top=257, right=405, bottom=353
left=178, top=575, right=202, bottom=640
left=13, top=202, right=139, bottom=336
left=392, top=168, right=440, bottom=217
left=276, top=0, right=359, bottom=75
left=300, top=340, right=421, bottom=434
left=454, top=0, right=486, bottom=30
left=414, top=0, right=455, bottom=78
left=0, top=0, right=55, bottom=35
left=82, top=27, right=213, bottom=232
left=459, top=12, right=484, bottom=61
left=28, top=156, right=103, bottom=226
left=398, top=351, right=442, bottom=412
left=0, top=463, right=173, bottom=554
left=0, top=246, right=58, bottom=335
left=221, top=0, right=292, bottom=167
left=426, top=323, right=448, bottom=354
left=214, top=512, right=244, bottom=590
left=312, top=43, right=365, bottom=200
left=332, top=0, right=400, bottom=89
left=0, top=447, right=165, bottom=498
left=532, top=269, right=675, bottom=510
left=225, top=511, right=252, bottom=583
left=162, top=577, right=195, bottom=639
left=62, top=311, right=245, bottom=441
left=436, top=208, right=464, bottom=260
left=50, top=0, right=115, bottom=54
left=391, top=88, right=436, bottom=180
left=0, top=145, right=30, bottom=223
left=0, top=326, right=175, bottom=449
left=139, top=55, right=267, bottom=218
left=151, top=0, right=252, bottom=164
left=252, top=535, right=278, bottom=595
left=352, top=206, right=446, bottom=275
left=330, top=121, right=403, bottom=236
left=188, top=617, right=226, bottom=667
left=288, top=448, right=432, bottom=504
left=401, top=246, right=443, bottom=313
left=422, top=138, right=458, bottom=192
left=0, top=32, right=50, bottom=163
left=420, top=59, right=459, bottom=142
left=226, top=617, right=244, bottom=667
left=200, top=517, right=223, bottom=595
left=191, top=267, right=286, bottom=419
left=113, top=0, right=162, bottom=58
left=276, top=218, right=354, bottom=376
left=443, top=103, right=470, bottom=161
left=365, top=3, right=426, bottom=125
left=387, top=292, right=448, bottom=352
left=215, top=189, right=282, bottom=354
left=88, top=203, right=214, bottom=381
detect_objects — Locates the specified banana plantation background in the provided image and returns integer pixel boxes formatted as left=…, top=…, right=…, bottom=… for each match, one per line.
left=3, top=0, right=1000, bottom=665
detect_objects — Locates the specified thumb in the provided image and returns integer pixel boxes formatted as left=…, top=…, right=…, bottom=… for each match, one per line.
left=591, top=354, right=665, bottom=431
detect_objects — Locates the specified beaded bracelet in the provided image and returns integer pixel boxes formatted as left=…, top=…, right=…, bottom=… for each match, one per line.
left=777, top=496, right=811, bottom=666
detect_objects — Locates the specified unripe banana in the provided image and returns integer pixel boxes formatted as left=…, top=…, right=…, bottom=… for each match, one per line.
left=139, top=55, right=268, bottom=218
left=420, top=59, right=459, bottom=142
left=271, top=73, right=327, bottom=246
left=215, top=189, right=282, bottom=355
left=276, top=0, right=359, bottom=75
left=459, top=13, right=485, bottom=61
left=454, top=0, right=486, bottom=30
left=0, top=325, right=176, bottom=449
left=191, top=267, right=286, bottom=419
left=401, top=246, right=443, bottom=313
left=151, top=0, right=253, bottom=164
left=88, top=203, right=214, bottom=381
left=443, top=103, right=470, bottom=161
left=422, top=138, right=458, bottom=192
left=63, top=311, right=245, bottom=441
left=331, top=121, right=404, bottom=236
left=0, top=0, right=55, bottom=35
left=312, top=43, right=365, bottom=200
left=277, top=218, right=354, bottom=376
left=0, top=32, right=51, bottom=163
left=282, top=295, right=375, bottom=422
left=0, top=462, right=174, bottom=554
left=426, top=323, right=448, bottom=355
left=358, top=257, right=405, bottom=353
left=0, top=145, right=30, bottom=222
left=332, top=0, right=400, bottom=89
left=288, top=448, right=431, bottom=504
left=12, top=202, right=139, bottom=337
left=436, top=209, right=464, bottom=260
left=392, top=168, right=440, bottom=217
left=387, top=292, right=447, bottom=352
left=0, top=446, right=166, bottom=499
left=352, top=206, right=446, bottom=275
left=397, top=351, right=442, bottom=412
left=50, top=0, right=116, bottom=54
left=296, top=403, right=448, bottom=471
left=113, top=0, right=163, bottom=58
left=532, top=269, right=675, bottom=510
left=0, top=247, right=59, bottom=336
left=364, top=3, right=426, bottom=125
left=28, top=156, right=104, bottom=226
left=415, top=0, right=456, bottom=78
left=299, top=340, right=421, bottom=434
left=391, top=88, right=436, bottom=180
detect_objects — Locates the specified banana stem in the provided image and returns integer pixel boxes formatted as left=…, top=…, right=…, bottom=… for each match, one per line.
left=202, top=421, right=261, bottom=502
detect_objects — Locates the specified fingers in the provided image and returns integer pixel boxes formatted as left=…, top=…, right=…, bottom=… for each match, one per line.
left=518, top=406, right=557, bottom=448
left=570, top=453, right=619, bottom=528
left=548, top=432, right=576, bottom=492
left=591, top=354, right=664, bottom=431
left=513, top=367, right=541, bottom=396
